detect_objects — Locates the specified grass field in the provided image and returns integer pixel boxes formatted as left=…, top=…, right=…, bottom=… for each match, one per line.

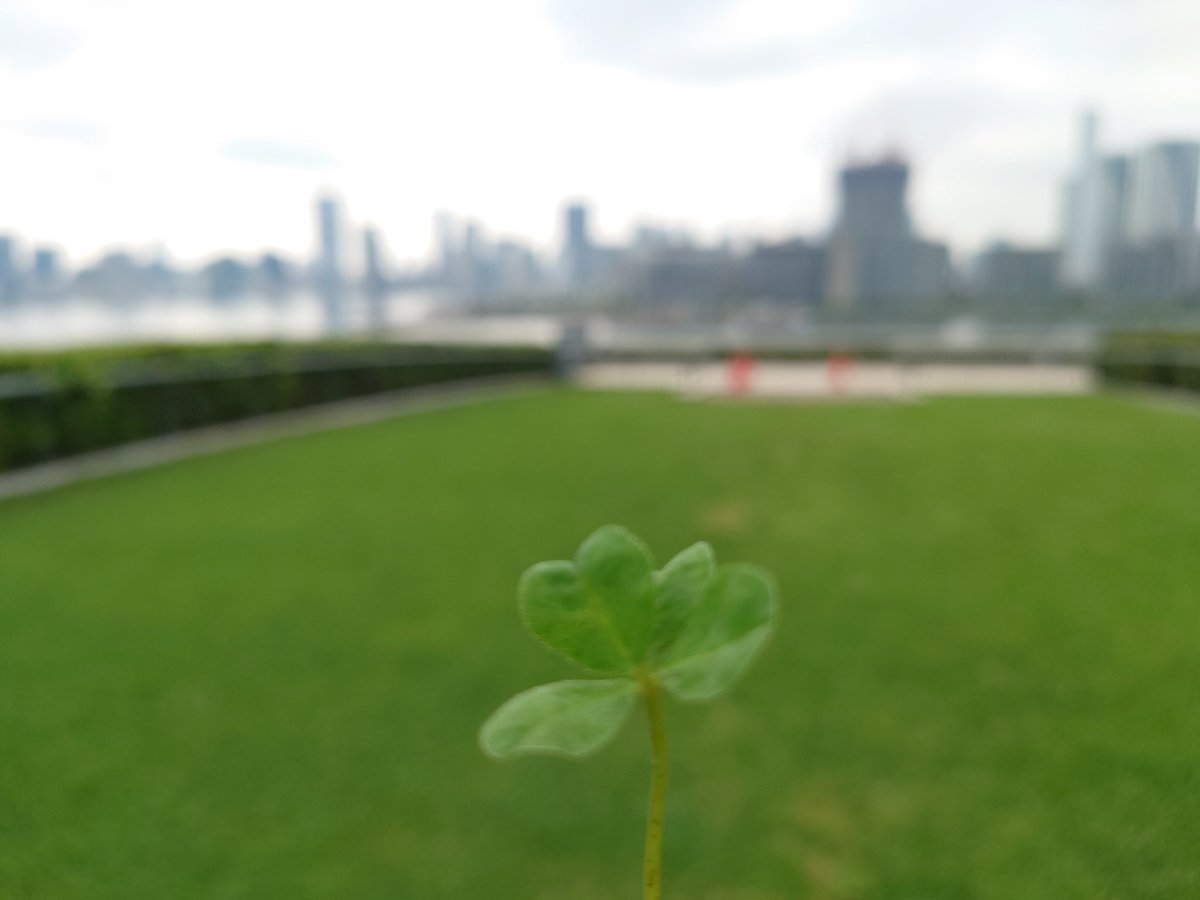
left=2, top=389, right=1199, bottom=899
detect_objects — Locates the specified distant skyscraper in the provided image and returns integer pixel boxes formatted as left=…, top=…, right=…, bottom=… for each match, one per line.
left=1060, top=111, right=1102, bottom=289
left=1063, top=147, right=1132, bottom=294
left=463, top=220, right=483, bottom=268
left=362, top=225, right=387, bottom=329
left=824, top=155, right=948, bottom=306
left=1124, top=141, right=1200, bottom=243
left=32, top=247, right=58, bottom=280
left=562, top=201, right=593, bottom=290
left=30, top=246, right=62, bottom=296
left=316, top=195, right=343, bottom=285
left=460, top=219, right=491, bottom=296
left=1104, top=141, right=1200, bottom=299
left=1094, top=155, right=1131, bottom=248
left=832, top=158, right=912, bottom=241
left=565, top=202, right=590, bottom=248
left=0, top=236, right=15, bottom=300
left=434, top=211, right=458, bottom=280
left=315, top=194, right=346, bottom=330
left=363, top=227, right=385, bottom=291
left=1059, top=112, right=1200, bottom=299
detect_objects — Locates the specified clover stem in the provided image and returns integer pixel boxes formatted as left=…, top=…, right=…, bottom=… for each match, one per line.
left=641, top=672, right=668, bottom=900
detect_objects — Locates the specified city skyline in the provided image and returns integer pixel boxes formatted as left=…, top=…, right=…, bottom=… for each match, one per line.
left=4, top=110, right=1196, bottom=313
left=1, top=0, right=1199, bottom=265
left=3, top=105, right=1200, bottom=311
left=2, top=116, right=1198, bottom=281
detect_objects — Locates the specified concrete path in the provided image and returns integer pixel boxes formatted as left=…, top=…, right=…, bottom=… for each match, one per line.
left=0, top=375, right=545, bottom=503
left=576, top=361, right=1093, bottom=399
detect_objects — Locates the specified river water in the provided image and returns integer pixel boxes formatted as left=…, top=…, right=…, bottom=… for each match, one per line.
left=0, top=290, right=444, bottom=349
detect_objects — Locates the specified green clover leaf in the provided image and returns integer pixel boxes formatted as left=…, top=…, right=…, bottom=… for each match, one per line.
left=518, top=525, right=656, bottom=674
left=483, top=526, right=777, bottom=760
left=479, top=679, right=637, bottom=759
left=652, top=541, right=716, bottom=654
left=480, top=525, right=778, bottom=900
left=655, top=564, right=776, bottom=702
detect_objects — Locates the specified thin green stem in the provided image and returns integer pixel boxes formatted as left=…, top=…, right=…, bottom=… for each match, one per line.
left=641, top=673, right=668, bottom=900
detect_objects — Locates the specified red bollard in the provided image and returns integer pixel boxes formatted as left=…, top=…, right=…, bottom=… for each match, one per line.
left=827, top=351, right=853, bottom=395
left=727, top=351, right=754, bottom=395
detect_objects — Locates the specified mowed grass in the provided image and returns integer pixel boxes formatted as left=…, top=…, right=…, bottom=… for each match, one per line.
left=1, top=390, right=1199, bottom=899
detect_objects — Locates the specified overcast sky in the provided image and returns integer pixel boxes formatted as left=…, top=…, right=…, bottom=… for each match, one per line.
left=1, top=0, right=1198, bottom=267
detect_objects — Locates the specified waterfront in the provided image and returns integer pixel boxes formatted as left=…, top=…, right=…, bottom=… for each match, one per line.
left=0, top=290, right=441, bottom=349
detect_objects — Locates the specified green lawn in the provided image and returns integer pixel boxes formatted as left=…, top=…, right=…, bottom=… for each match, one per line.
left=2, top=390, right=1199, bottom=899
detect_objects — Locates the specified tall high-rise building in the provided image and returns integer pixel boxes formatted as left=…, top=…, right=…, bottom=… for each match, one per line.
left=434, top=211, right=458, bottom=281
left=832, top=159, right=912, bottom=241
left=561, top=201, right=593, bottom=290
left=363, top=226, right=385, bottom=293
left=1063, top=148, right=1133, bottom=293
left=315, top=194, right=346, bottom=330
left=0, top=236, right=15, bottom=300
left=1124, top=141, right=1200, bottom=243
left=459, top=219, right=492, bottom=296
left=1094, top=155, right=1131, bottom=249
left=1059, top=114, right=1200, bottom=294
left=362, top=226, right=387, bottom=329
left=32, top=247, right=58, bottom=281
left=1104, top=141, right=1200, bottom=300
left=824, top=155, right=948, bottom=306
left=30, top=246, right=61, bottom=296
left=315, top=195, right=344, bottom=289
left=1060, top=111, right=1102, bottom=289
left=1059, top=112, right=1200, bottom=299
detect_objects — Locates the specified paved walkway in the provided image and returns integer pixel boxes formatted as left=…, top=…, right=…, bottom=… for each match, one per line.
left=576, top=361, right=1094, bottom=399
left=0, top=375, right=545, bottom=503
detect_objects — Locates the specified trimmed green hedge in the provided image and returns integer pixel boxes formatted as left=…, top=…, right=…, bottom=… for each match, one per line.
left=0, top=342, right=553, bottom=471
left=1096, top=331, right=1200, bottom=394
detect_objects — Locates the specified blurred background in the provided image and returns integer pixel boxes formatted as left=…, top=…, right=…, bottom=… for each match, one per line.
left=0, top=0, right=1198, bottom=348
left=2, top=2, right=1199, bottom=898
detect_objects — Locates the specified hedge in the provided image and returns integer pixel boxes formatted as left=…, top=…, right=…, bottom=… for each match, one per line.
left=0, top=342, right=553, bottom=472
left=1095, top=330, right=1200, bottom=394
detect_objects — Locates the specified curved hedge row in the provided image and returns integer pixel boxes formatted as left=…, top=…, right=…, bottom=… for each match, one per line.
left=0, top=343, right=553, bottom=472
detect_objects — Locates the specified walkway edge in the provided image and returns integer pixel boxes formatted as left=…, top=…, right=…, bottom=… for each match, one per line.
left=0, top=374, right=549, bottom=503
